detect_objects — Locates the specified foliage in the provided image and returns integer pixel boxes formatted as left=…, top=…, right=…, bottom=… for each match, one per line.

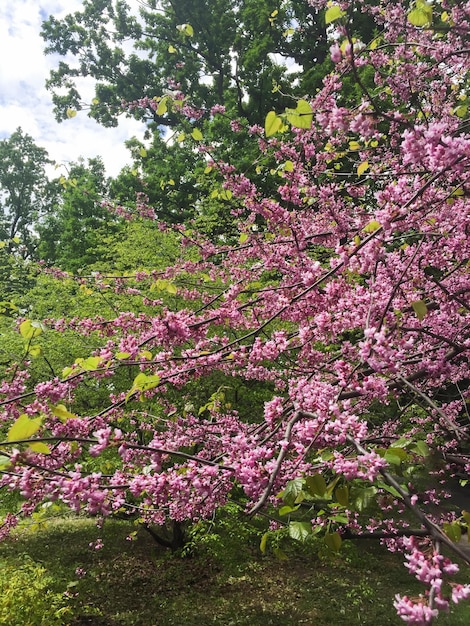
left=40, top=0, right=335, bottom=127
left=0, top=248, right=38, bottom=308
left=109, top=126, right=265, bottom=235
left=90, top=218, right=184, bottom=272
left=40, top=1, right=379, bottom=235
left=0, top=554, right=71, bottom=625
left=3, top=517, right=470, bottom=625
left=109, top=133, right=205, bottom=225
left=1, top=0, right=470, bottom=623
left=37, top=157, right=120, bottom=272
left=0, top=128, right=57, bottom=258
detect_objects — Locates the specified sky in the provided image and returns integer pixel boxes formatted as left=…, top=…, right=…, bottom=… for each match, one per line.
left=0, top=0, right=145, bottom=178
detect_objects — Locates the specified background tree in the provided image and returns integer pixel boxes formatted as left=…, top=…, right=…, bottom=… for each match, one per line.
left=109, top=122, right=274, bottom=237
left=41, top=0, right=333, bottom=127
left=0, top=128, right=57, bottom=258
left=37, top=157, right=120, bottom=272
left=41, top=1, right=379, bottom=236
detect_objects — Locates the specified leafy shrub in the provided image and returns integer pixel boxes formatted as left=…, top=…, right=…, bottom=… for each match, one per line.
left=0, top=554, right=72, bottom=625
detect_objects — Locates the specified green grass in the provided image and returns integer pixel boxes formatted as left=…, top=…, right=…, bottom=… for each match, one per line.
left=0, top=515, right=470, bottom=625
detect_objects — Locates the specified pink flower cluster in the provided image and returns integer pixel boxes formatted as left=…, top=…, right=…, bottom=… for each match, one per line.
left=393, top=595, right=438, bottom=625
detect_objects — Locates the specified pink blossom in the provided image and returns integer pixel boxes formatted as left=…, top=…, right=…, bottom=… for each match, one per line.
left=393, top=595, right=438, bottom=625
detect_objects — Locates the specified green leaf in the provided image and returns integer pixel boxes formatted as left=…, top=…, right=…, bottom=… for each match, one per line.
left=412, top=440, right=430, bottom=457
left=28, top=442, right=51, bottom=455
left=385, top=447, right=408, bottom=462
left=239, top=232, right=249, bottom=244
left=279, top=504, right=300, bottom=516
left=392, top=438, right=409, bottom=449
left=260, top=532, right=269, bottom=554
left=19, top=320, right=44, bottom=339
left=325, top=5, right=346, bottom=24
left=126, top=373, right=161, bottom=402
left=134, top=373, right=161, bottom=391
left=335, top=485, right=349, bottom=506
left=357, top=160, right=369, bottom=176
left=177, top=23, right=194, bottom=37
left=324, top=531, right=342, bottom=552
left=151, top=279, right=178, bottom=294
left=462, top=511, right=470, bottom=533
left=384, top=452, right=403, bottom=466
left=363, top=220, right=381, bottom=233
left=377, top=481, right=406, bottom=499
left=286, top=100, right=313, bottom=130
left=220, top=189, right=233, bottom=200
left=191, top=128, right=203, bottom=141
left=166, top=282, right=178, bottom=295
left=79, top=356, right=103, bottom=371
left=157, top=99, right=168, bottom=115
left=455, top=104, right=468, bottom=118
left=289, top=521, right=311, bottom=542
left=353, top=486, right=377, bottom=512
left=305, top=474, right=327, bottom=497
left=408, top=1, right=433, bottom=27
left=51, top=404, right=77, bottom=422
left=116, top=352, right=132, bottom=360
left=279, top=478, right=304, bottom=506
left=325, top=476, right=340, bottom=497
left=273, top=547, right=289, bottom=560
left=443, top=521, right=462, bottom=542
left=0, top=457, right=11, bottom=470
left=152, top=279, right=166, bottom=292
left=61, top=366, right=73, bottom=379
left=411, top=299, right=428, bottom=321
left=265, top=111, right=283, bottom=137
left=7, top=414, right=42, bottom=442
left=284, top=160, right=294, bottom=172
left=27, top=344, right=42, bottom=358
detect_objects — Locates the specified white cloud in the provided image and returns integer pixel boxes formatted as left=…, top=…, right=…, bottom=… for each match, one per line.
left=0, top=1, right=145, bottom=178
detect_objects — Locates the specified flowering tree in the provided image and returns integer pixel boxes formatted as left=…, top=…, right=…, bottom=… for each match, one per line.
left=2, top=0, right=470, bottom=622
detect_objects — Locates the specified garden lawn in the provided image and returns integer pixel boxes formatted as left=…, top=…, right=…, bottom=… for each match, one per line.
left=0, top=517, right=470, bottom=625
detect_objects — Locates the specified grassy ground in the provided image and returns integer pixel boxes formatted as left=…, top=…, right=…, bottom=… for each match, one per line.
left=1, top=515, right=470, bottom=625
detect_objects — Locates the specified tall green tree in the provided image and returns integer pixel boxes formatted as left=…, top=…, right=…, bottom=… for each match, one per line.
left=109, top=125, right=260, bottom=237
left=41, top=0, right=332, bottom=127
left=0, top=128, right=56, bottom=258
left=37, top=157, right=120, bottom=272
left=41, top=1, right=378, bottom=237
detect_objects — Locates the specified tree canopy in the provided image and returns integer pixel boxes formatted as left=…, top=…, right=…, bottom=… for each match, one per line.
left=0, top=128, right=56, bottom=258
left=41, top=0, right=334, bottom=127
left=37, top=157, right=119, bottom=273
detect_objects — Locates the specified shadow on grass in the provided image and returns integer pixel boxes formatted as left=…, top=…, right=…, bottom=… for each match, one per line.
left=0, top=516, right=470, bottom=625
